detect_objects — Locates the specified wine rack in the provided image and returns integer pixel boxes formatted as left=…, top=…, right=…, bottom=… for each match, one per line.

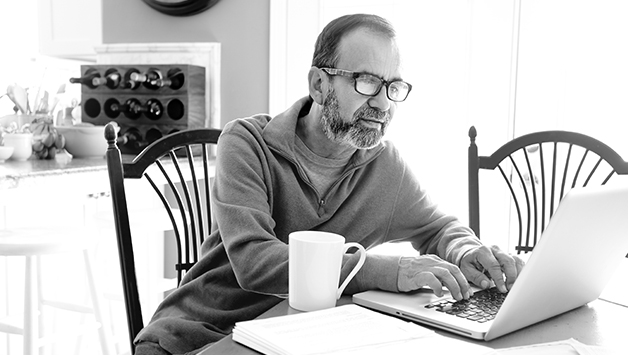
left=74, top=64, right=206, bottom=154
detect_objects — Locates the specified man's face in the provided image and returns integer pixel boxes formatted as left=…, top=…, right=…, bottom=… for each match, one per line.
left=319, top=28, right=402, bottom=149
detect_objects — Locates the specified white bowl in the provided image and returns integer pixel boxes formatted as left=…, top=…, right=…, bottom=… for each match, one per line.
left=56, top=124, right=108, bottom=159
left=0, top=146, right=14, bottom=162
left=0, top=114, right=37, bottom=129
left=3, top=133, right=33, bottom=161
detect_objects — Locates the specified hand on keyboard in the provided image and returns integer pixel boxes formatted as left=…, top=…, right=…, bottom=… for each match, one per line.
left=459, top=245, right=525, bottom=293
left=398, top=254, right=472, bottom=301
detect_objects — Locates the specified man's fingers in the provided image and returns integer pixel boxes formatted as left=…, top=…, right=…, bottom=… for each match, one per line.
left=408, top=269, right=468, bottom=300
left=484, top=262, right=507, bottom=292
left=490, top=245, right=526, bottom=291
left=398, top=256, right=470, bottom=300
left=410, top=272, right=445, bottom=297
left=460, top=245, right=526, bottom=293
left=461, top=245, right=497, bottom=289
left=470, top=246, right=506, bottom=292
left=460, top=245, right=503, bottom=291
left=432, top=266, right=466, bottom=300
left=460, top=263, right=491, bottom=290
left=468, top=245, right=526, bottom=292
left=446, top=264, right=472, bottom=299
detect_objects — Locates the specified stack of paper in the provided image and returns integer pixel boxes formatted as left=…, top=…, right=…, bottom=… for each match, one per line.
left=232, top=304, right=493, bottom=355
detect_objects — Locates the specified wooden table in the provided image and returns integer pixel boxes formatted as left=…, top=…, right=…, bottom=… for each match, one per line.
left=200, top=260, right=628, bottom=354
left=201, top=298, right=627, bottom=354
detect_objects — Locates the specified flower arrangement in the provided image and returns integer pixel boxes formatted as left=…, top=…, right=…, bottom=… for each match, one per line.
left=2, top=83, right=69, bottom=159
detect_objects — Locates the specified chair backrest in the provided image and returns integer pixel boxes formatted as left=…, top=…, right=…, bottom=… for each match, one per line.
left=468, top=125, right=628, bottom=254
left=104, top=123, right=221, bottom=353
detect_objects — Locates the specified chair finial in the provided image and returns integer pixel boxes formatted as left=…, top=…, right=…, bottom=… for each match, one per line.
left=469, top=126, right=477, bottom=142
left=104, top=122, right=118, bottom=148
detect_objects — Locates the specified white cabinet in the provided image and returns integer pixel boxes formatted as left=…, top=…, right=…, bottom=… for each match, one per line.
left=37, top=0, right=102, bottom=59
left=0, top=162, right=159, bottom=354
left=0, top=156, right=212, bottom=354
left=0, top=166, right=119, bottom=354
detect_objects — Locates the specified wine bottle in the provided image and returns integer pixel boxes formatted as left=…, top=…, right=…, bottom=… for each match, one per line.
left=135, top=98, right=164, bottom=120
left=104, top=98, right=119, bottom=118
left=117, top=127, right=147, bottom=151
left=120, top=68, right=141, bottom=90
left=110, top=98, right=142, bottom=119
left=150, top=68, right=185, bottom=90
left=69, top=68, right=100, bottom=89
left=92, top=69, right=121, bottom=89
left=130, top=68, right=163, bottom=89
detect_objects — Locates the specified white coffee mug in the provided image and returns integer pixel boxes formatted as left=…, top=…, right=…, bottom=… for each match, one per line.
left=288, top=231, right=366, bottom=312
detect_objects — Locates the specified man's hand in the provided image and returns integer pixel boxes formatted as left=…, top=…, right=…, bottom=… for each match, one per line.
left=459, top=245, right=525, bottom=293
left=398, top=254, right=472, bottom=301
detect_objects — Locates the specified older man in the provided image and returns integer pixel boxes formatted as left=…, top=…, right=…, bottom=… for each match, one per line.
left=134, top=13, right=524, bottom=355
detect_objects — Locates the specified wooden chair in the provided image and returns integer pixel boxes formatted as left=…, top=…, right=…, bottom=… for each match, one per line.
left=103, top=123, right=221, bottom=353
left=468, top=126, right=628, bottom=254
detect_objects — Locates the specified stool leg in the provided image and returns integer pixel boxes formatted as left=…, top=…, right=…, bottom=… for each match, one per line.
left=83, top=249, right=115, bottom=355
left=3, top=256, right=12, bottom=355
left=24, top=256, right=38, bottom=355
left=36, top=256, right=47, bottom=355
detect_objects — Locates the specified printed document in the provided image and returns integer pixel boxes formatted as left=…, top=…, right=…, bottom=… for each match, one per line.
left=232, top=304, right=492, bottom=355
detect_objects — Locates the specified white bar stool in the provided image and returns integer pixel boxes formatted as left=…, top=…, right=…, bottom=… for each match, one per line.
left=0, top=228, right=114, bottom=355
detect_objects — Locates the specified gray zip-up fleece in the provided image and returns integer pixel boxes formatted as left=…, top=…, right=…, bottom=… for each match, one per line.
left=134, top=97, right=481, bottom=354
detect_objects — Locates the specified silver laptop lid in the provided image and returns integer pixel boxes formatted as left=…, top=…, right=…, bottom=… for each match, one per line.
left=486, top=183, right=628, bottom=340
left=354, top=184, right=628, bottom=341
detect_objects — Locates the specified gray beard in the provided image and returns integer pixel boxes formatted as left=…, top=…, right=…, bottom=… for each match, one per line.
left=320, top=89, right=390, bottom=149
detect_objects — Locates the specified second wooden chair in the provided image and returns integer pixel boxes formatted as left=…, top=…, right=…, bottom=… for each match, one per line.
left=468, top=126, right=628, bottom=254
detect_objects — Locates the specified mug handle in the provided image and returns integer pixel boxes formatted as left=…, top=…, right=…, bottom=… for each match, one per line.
left=336, top=242, right=367, bottom=299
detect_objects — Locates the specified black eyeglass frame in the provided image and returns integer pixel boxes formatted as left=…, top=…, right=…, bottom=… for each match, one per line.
left=320, top=67, right=412, bottom=102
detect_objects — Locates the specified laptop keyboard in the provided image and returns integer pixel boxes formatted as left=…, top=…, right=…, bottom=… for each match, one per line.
left=424, top=287, right=507, bottom=323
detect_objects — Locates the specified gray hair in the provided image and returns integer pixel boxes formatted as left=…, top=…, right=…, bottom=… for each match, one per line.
left=311, top=14, right=396, bottom=69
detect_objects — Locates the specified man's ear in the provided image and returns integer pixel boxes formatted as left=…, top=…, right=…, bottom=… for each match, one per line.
left=308, top=67, right=325, bottom=105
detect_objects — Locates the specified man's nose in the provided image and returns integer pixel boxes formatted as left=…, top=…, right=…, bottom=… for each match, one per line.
left=368, top=86, right=391, bottom=112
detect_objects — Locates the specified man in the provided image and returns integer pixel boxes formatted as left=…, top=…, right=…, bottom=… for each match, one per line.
left=135, top=13, right=524, bottom=355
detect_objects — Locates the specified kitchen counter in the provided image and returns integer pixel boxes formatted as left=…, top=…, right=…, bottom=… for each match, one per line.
left=0, top=150, right=215, bottom=196
left=0, top=151, right=133, bottom=193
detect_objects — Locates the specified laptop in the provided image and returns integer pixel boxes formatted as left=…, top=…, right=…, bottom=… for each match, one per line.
left=353, top=184, right=628, bottom=341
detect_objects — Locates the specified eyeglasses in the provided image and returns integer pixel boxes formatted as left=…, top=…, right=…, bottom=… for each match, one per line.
left=320, top=67, right=412, bottom=102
